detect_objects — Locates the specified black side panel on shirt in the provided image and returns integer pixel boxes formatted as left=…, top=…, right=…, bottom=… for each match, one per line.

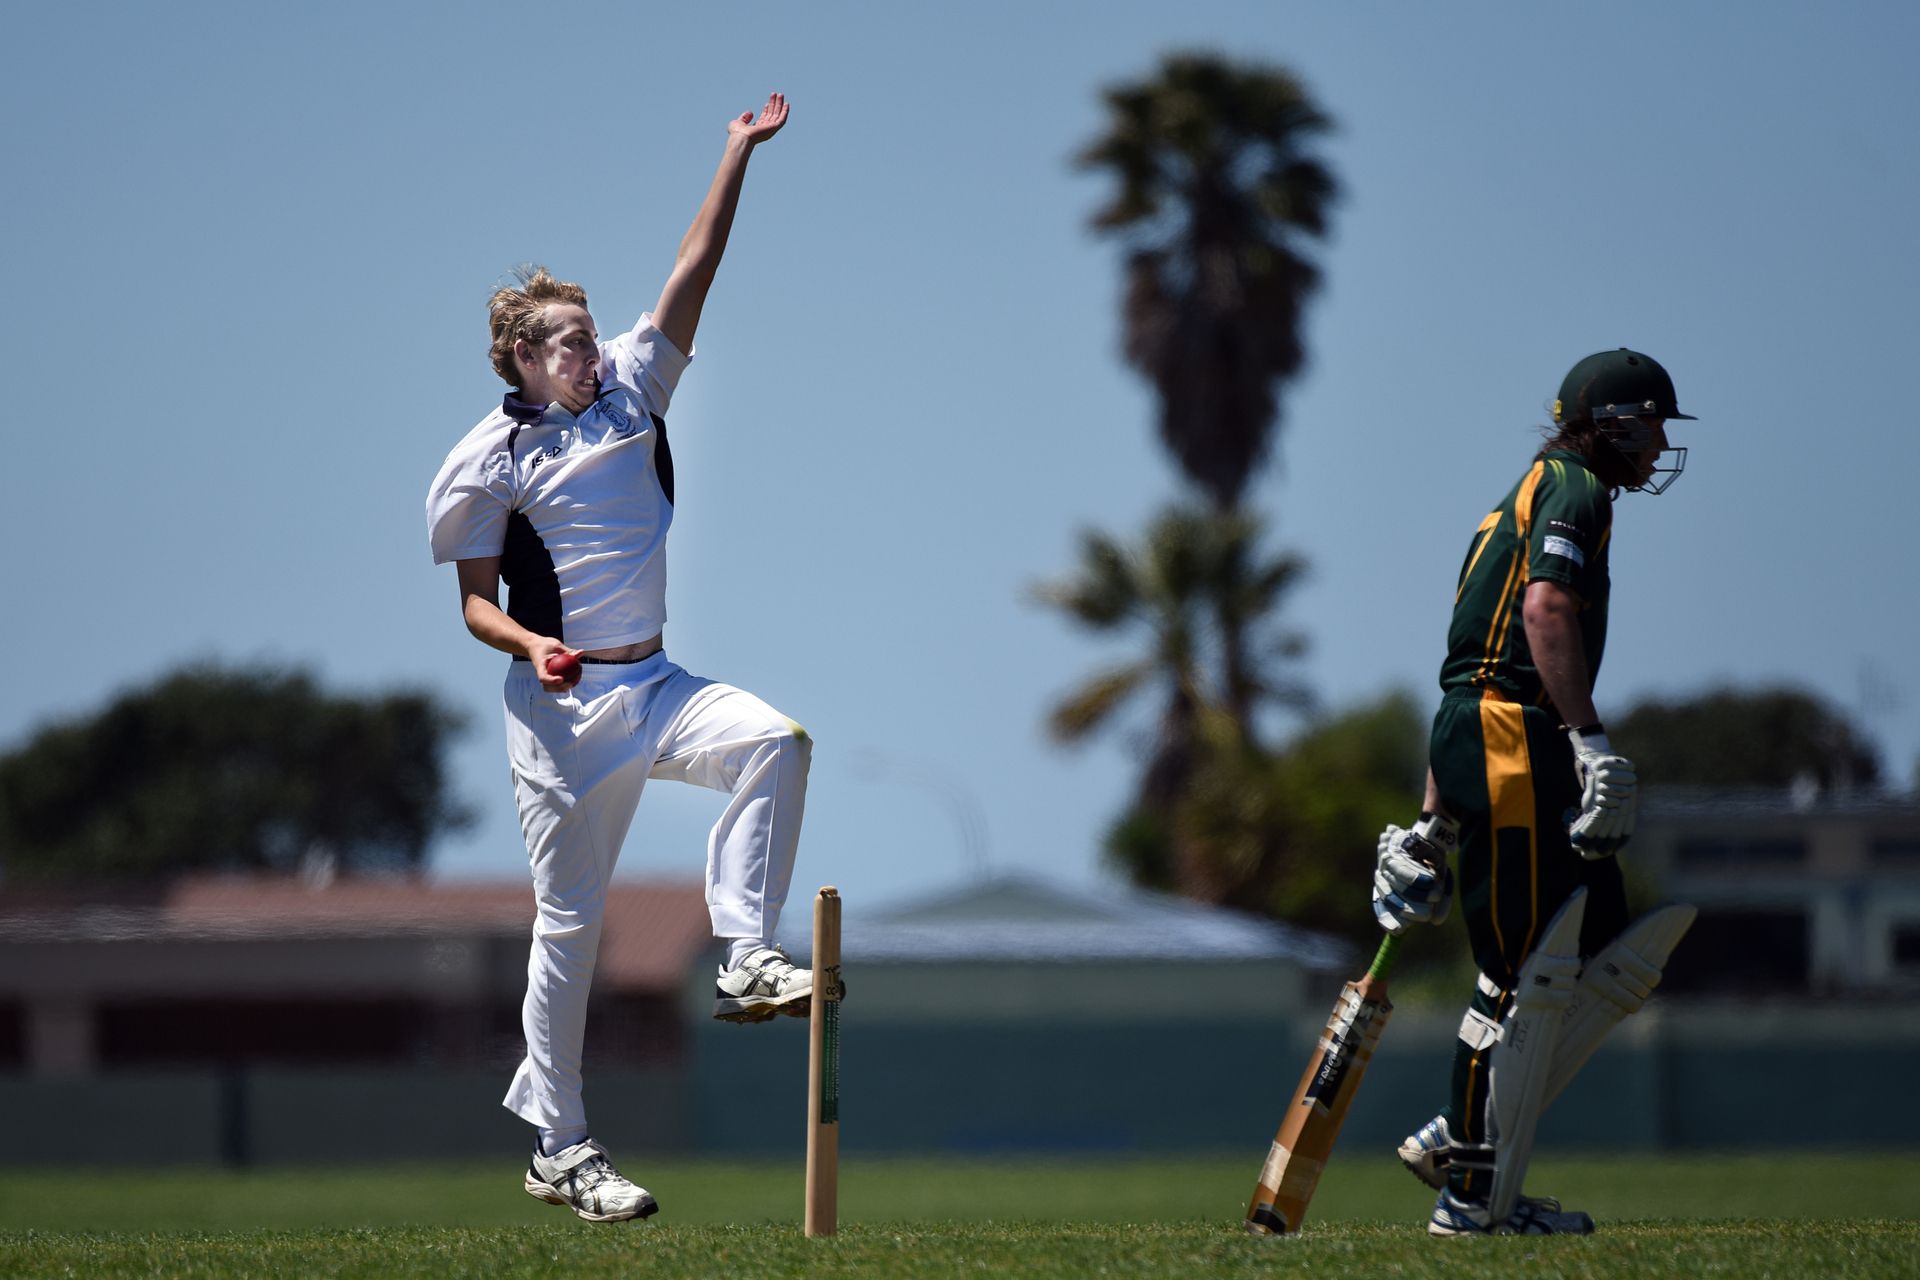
left=653, top=413, right=674, bottom=507
left=500, top=511, right=562, bottom=641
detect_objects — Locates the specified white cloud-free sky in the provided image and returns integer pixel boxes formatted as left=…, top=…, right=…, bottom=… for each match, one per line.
left=5, top=1, right=1915, bottom=909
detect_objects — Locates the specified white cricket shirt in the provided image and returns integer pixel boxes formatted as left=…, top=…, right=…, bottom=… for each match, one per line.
left=425, top=315, right=690, bottom=650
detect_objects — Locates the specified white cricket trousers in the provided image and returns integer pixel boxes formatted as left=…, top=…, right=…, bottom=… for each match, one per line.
left=499, top=652, right=811, bottom=1131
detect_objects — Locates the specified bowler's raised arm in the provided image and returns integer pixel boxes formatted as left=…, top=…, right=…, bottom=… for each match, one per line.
left=652, top=92, right=789, bottom=354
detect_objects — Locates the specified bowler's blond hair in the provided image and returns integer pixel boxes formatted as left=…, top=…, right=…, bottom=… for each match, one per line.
left=488, top=266, right=589, bottom=387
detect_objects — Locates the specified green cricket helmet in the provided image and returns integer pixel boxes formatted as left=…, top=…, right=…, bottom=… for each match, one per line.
left=1553, top=348, right=1697, bottom=494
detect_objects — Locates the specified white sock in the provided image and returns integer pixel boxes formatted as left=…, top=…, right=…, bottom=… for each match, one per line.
left=723, top=937, right=768, bottom=970
left=539, top=1125, right=588, bottom=1156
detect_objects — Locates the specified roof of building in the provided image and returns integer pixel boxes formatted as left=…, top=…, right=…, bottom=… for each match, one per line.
left=777, top=873, right=1353, bottom=969
left=1643, top=785, right=1920, bottom=822
left=3, top=871, right=1358, bottom=986
left=0, top=876, right=713, bottom=992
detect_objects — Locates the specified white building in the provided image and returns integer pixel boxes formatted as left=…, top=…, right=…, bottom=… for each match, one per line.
left=1635, top=789, right=1920, bottom=994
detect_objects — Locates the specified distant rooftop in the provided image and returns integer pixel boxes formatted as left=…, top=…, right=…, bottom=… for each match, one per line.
left=1643, top=786, right=1920, bottom=821
left=3, top=872, right=1361, bottom=981
left=778, top=874, right=1352, bottom=969
left=0, top=876, right=713, bottom=993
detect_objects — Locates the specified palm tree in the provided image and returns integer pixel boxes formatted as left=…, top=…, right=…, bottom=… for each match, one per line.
left=1079, top=53, right=1338, bottom=510
left=1032, top=505, right=1311, bottom=896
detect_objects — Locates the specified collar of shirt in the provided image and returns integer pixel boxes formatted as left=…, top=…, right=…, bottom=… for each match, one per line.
left=501, top=391, right=592, bottom=429
left=502, top=392, right=544, bottom=424
left=1542, top=448, right=1597, bottom=474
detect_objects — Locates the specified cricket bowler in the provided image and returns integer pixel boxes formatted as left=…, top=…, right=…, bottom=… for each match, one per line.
left=1371, top=349, right=1699, bottom=1235
left=424, top=94, right=810, bottom=1222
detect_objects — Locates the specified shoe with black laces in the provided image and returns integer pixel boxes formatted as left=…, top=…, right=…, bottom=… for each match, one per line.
left=1398, top=1113, right=1452, bottom=1190
left=1428, top=1186, right=1594, bottom=1236
left=525, top=1138, right=658, bottom=1223
left=713, top=944, right=813, bottom=1022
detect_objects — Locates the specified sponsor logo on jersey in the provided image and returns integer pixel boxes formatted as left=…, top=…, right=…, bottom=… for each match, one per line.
left=597, top=401, right=638, bottom=437
left=1542, top=535, right=1585, bottom=567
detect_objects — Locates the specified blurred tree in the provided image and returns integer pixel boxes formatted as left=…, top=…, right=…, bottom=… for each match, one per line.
left=1166, top=693, right=1427, bottom=939
left=1079, top=52, right=1338, bottom=510
left=1032, top=505, right=1311, bottom=892
left=1614, top=686, right=1881, bottom=791
left=0, top=664, right=473, bottom=885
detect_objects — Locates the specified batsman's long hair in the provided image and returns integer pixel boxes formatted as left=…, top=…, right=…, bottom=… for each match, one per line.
left=488, top=265, right=589, bottom=387
left=1536, top=417, right=1638, bottom=490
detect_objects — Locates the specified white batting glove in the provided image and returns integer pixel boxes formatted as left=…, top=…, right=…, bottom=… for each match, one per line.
left=1567, top=725, right=1637, bottom=859
left=1372, top=812, right=1459, bottom=934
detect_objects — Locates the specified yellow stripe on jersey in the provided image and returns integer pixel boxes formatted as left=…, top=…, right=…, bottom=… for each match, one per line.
left=1479, top=695, right=1539, bottom=961
left=1474, top=463, right=1545, bottom=688
left=1457, top=510, right=1503, bottom=604
left=1515, top=461, right=1543, bottom=578
left=1475, top=552, right=1523, bottom=687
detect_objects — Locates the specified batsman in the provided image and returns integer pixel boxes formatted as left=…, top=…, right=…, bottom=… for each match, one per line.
left=1372, top=349, right=1700, bottom=1236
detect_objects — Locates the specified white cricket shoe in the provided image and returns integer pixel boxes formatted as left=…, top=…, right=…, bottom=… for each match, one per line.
left=1428, top=1187, right=1594, bottom=1236
left=713, top=944, right=812, bottom=1023
left=1398, top=1113, right=1453, bottom=1189
left=525, top=1139, right=658, bottom=1223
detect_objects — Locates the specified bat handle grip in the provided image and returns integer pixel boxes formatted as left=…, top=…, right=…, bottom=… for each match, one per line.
left=1367, top=932, right=1401, bottom=980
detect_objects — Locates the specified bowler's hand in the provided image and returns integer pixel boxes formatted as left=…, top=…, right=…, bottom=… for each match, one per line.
left=728, top=92, right=789, bottom=146
left=528, top=637, right=582, bottom=694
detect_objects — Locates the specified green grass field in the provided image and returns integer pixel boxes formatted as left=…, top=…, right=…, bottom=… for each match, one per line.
left=3, top=1153, right=1915, bottom=1278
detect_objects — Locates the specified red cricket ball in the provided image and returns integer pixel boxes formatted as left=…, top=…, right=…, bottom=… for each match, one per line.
left=545, top=651, right=582, bottom=682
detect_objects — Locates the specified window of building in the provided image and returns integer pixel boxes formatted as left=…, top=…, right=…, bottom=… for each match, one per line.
left=96, top=999, right=434, bottom=1067
left=1871, top=837, right=1920, bottom=867
left=1662, top=908, right=1809, bottom=994
left=1893, top=923, right=1920, bottom=970
left=0, top=1002, right=21, bottom=1070
left=1674, top=836, right=1807, bottom=871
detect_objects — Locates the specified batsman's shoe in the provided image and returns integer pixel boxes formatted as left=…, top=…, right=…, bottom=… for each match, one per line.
left=525, top=1139, right=658, bottom=1223
left=1398, top=1114, right=1453, bottom=1190
left=1428, top=1187, right=1595, bottom=1237
left=714, top=944, right=812, bottom=1022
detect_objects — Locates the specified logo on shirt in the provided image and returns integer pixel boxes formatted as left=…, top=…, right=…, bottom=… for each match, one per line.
left=598, top=402, right=636, bottom=437
left=1542, top=535, right=1585, bottom=567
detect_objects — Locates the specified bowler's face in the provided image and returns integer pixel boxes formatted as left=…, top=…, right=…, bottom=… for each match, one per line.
left=522, top=304, right=600, bottom=415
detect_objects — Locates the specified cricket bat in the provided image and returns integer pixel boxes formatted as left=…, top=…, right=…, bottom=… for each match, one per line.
left=1245, top=931, right=1400, bottom=1236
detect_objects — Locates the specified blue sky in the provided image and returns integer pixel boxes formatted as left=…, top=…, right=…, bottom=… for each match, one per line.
left=5, top=2, right=1915, bottom=910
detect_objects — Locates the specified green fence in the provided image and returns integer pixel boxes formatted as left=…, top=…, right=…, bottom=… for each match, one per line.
left=1, top=1005, right=1906, bottom=1165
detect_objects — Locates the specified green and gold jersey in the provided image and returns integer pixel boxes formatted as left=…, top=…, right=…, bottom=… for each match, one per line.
left=1439, top=449, right=1612, bottom=708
